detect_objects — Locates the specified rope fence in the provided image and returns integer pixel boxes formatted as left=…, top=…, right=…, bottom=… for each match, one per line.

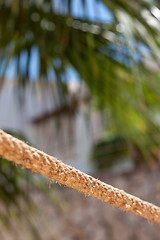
left=0, top=129, right=160, bottom=224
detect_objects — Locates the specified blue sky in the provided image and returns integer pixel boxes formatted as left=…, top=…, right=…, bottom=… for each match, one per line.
left=71, top=0, right=112, bottom=23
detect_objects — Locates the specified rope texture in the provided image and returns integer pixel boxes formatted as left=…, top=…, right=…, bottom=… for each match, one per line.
left=0, top=129, right=160, bottom=224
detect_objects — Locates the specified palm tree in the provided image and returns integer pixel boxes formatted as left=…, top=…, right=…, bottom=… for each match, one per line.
left=1, top=0, right=160, bottom=162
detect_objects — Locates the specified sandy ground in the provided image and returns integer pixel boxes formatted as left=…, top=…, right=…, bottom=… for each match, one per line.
left=0, top=168, right=160, bottom=240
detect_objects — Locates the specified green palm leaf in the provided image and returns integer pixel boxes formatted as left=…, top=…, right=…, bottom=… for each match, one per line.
left=1, top=0, right=160, bottom=161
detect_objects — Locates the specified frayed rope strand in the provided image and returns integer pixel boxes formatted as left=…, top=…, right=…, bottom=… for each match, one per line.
left=0, top=129, right=160, bottom=224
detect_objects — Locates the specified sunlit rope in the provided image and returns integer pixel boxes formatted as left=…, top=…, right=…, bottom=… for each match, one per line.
left=0, top=129, right=160, bottom=224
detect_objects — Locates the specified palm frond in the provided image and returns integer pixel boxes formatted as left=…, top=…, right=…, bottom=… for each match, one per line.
left=1, top=0, right=160, bottom=161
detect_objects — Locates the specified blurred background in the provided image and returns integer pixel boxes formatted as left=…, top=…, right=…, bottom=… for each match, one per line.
left=1, top=0, right=160, bottom=239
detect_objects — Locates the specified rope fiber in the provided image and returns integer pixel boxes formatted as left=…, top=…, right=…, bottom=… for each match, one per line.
left=0, top=129, right=160, bottom=224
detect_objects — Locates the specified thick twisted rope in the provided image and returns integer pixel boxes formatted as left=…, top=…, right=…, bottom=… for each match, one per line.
left=0, top=130, right=160, bottom=224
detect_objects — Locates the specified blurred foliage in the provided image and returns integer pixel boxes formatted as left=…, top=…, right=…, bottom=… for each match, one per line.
left=0, top=131, right=29, bottom=210
left=0, top=131, right=48, bottom=223
left=91, top=137, right=129, bottom=169
left=1, top=0, right=160, bottom=162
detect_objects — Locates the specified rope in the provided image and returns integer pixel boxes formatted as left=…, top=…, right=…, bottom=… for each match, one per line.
left=0, top=129, right=160, bottom=224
